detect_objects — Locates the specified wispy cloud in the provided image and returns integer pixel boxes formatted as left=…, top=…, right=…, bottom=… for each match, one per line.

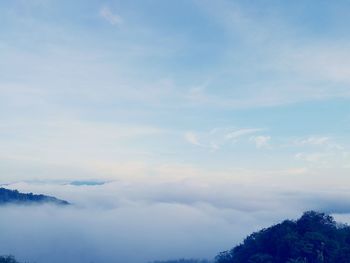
left=4, top=173, right=350, bottom=263
left=184, top=131, right=202, bottom=147
left=250, top=135, right=271, bottom=149
left=191, top=0, right=350, bottom=108
left=293, top=136, right=344, bottom=150
left=295, top=152, right=333, bottom=163
left=224, top=128, right=262, bottom=140
left=297, top=136, right=330, bottom=146
left=291, top=134, right=348, bottom=170
left=184, top=128, right=263, bottom=150
left=99, top=6, right=123, bottom=26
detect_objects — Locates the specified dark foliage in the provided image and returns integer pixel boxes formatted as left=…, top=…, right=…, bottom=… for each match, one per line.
left=0, top=188, right=70, bottom=205
left=150, top=259, right=211, bottom=263
left=0, top=255, right=19, bottom=263
left=215, top=211, right=350, bottom=263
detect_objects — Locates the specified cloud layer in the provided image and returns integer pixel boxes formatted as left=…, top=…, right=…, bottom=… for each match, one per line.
left=2, top=179, right=350, bottom=263
left=1, top=1, right=350, bottom=262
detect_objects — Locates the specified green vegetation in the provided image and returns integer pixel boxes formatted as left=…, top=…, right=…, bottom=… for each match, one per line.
left=3, top=211, right=350, bottom=263
left=0, top=188, right=69, bottom=205
left=215, top=211, right=350, bottom=263
left=151, top=259, right=211, bottom=263
left=0, top=255, right=19, bottom=263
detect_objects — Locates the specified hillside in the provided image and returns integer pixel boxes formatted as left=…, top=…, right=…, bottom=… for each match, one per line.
left=0, top=188, right=70, bottom=205
left=215, top=211, right=350, bottom=263
left=0, top=255, right=18, bottom=263
left=3, top=211, right=350, bottom=263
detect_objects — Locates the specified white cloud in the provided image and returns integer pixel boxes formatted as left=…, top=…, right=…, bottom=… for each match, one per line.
left=184, top=131, right=219, bottom=151
left=297, top=136, right=330, bottom=146
left=286, top=45, right=350, bottom=84
left=250, top=135, right=271, bottom=149
left=184, top=131, right=201, bottom=147
left=293, top=136, right=344, bottom=150
left=225, top=128, right=262, bottom=140
left=295, top=152, right=332, bottom=163
left=193, top=1, right=350, bottom=108
left=99, top=7, right=123, bottom=26
left=4, top=176, right=350, bottom=263
left=292, top=136, right=347, bottom=168
left=184, top=128, right=263, bottom=150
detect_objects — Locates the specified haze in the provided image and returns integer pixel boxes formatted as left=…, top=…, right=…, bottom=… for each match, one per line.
left=1, top=0, right=350, bottom=262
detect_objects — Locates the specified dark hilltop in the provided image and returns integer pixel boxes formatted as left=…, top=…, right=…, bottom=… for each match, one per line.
left=0, top=187, right=70, bottom=206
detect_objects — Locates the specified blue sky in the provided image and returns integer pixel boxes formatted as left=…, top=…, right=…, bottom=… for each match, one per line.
left=2, top=1, right=350, bottom=262
left=1, top=0, right=350, bottom=189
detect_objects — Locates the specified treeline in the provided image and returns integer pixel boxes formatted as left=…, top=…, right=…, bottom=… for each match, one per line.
left=216, top=211, right=350, bottom=263
left=0, top=255, right=19, bottom=263
left=4, top=211, right=350, bottom=263
left=0, top=188, right=69, bottom=205
left=150, top=259, right=211, bottom=263
left=1, top=256, right=210, bottom=263
left=150, top=212, right=350, bottom=263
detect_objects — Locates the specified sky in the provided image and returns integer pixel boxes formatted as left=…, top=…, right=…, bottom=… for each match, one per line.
left=1, top=0, right=350, bottom=262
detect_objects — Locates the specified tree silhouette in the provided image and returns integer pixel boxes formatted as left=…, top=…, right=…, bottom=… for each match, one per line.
left=215, top=211, right=350, bottom=263
left=0, top=255, right=19, bottom=263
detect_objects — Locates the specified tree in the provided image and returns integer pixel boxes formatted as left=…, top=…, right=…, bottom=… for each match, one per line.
left=215, top=211, right=350, bottom=263
left=0, top=255, right=19, bottom=263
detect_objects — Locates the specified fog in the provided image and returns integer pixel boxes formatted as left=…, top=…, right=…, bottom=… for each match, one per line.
left=2, top=181, right=350, bottom=263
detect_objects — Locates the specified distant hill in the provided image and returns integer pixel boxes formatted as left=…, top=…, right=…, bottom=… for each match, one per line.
left=69, top=180, right=106, bottom=186
left=0, top=188, right=70, bottom=205
left=215, top=211, right=350, bottom=263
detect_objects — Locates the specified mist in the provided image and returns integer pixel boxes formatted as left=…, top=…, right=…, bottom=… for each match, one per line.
left=2, top=181, right=350, bottom=263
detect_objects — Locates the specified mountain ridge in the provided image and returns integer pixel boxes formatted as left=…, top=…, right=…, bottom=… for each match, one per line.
left=0, top=187, right=70, bottom=206
left=216, top=211, right=350, bottom=263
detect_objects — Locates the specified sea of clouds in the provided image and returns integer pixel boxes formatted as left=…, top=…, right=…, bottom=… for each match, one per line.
left=1, top=179, right=350, bottom=263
